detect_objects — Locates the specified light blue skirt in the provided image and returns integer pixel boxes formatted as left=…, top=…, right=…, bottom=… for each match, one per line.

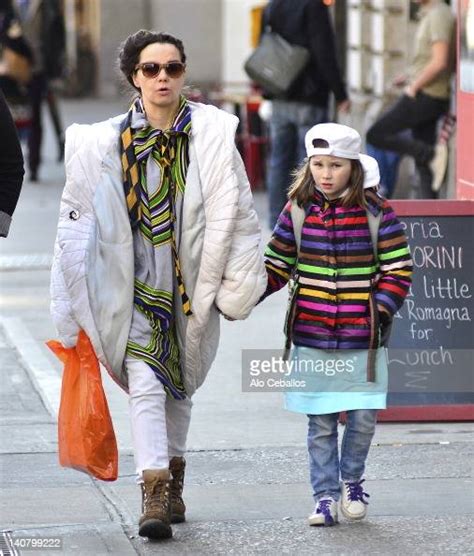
left=284, top=345, right=388, bottom=415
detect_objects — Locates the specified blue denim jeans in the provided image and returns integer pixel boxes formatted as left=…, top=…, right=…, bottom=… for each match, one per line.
left=267, top=100, right=327, bottom=228
left=307, top=410, right=377, bottom=501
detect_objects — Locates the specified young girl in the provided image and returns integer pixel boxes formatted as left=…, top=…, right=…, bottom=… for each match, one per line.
left=262, top=123, right=412, bottom=526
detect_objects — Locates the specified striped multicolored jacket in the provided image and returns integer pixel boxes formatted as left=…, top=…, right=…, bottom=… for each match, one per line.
left=263, top=189, right=413, bottom=351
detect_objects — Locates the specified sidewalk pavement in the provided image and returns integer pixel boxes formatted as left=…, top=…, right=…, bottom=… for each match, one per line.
left=0, top=98, right=473, bottom=555
left=1, top=324, right=473, bottom=555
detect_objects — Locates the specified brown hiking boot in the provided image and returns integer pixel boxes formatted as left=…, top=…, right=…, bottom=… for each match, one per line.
left=169, top=457, right=186, bottom=523
left=138, top=469, right=172, bottom=539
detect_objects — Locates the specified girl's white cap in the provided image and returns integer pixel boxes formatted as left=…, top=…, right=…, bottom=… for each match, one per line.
left=305, top=123, right=380, bottom=189
left=360, top=153, right=380, bottom=189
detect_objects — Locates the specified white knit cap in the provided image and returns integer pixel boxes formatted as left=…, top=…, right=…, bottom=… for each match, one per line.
left=305, top=123, right=380, bottom=189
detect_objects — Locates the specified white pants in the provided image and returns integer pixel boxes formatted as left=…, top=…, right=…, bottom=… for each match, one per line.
left=127, top=358, right=192, bottom=480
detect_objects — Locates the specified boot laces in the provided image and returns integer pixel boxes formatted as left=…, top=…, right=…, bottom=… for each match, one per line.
left=170, top=460, right=185, bottom=504
left=170, top=469, right=184, bottom=504
left=143, top=478, right=169, bottom=512
left=346, top=480, right=370, bottom=505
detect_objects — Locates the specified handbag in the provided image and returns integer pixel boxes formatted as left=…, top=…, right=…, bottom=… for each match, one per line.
left=0, top=46, right=32, bottom=84
left=0, top=75, right=32, bottom=129
left=244, top=30, right=310, bottom=97
left=47, top=330, right=118, bottom=481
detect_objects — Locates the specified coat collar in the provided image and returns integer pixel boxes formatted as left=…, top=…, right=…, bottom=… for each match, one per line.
left=311, top=187, right=384, bottom=216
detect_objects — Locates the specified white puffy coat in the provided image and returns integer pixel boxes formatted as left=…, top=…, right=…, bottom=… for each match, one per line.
left=50, top=102, right=267, bottom=396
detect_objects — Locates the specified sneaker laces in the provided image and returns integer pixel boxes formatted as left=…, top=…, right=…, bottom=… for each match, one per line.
left=316, top=498, right=335, bottom=525
left=346, top=480, right=370, bottom=505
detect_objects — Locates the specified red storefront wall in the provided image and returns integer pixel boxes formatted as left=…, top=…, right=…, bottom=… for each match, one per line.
left=457, top=0, right=474, bottom=200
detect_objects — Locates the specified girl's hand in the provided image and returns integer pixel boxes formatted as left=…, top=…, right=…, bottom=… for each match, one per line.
left=378, top=307, right=393, bottom=346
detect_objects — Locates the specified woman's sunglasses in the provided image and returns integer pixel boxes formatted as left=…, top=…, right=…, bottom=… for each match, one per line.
left=134, top=62, right=186, bottom=79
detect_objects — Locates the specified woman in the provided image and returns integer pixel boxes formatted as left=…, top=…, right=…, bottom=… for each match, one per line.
left=50, top=30, right=267, bottom=540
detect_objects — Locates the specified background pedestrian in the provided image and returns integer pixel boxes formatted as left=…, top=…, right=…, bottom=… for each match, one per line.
left=0, top=88, right=24, bottom=237
left=261, top=0, right=350, bottom=228
left=14, top=0, right=66, bottom=181
left=0, top=0, right=33, bottom=134
left=366, top=0, right=455, bottom=198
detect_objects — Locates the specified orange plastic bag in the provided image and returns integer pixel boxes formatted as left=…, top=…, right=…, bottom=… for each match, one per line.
left=47, top=330, right=118, bottom=481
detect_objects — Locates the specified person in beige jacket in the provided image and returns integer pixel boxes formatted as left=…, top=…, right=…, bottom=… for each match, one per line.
left=367, top=0, right=455, bottom=198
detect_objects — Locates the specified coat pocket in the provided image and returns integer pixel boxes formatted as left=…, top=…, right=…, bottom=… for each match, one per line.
left=86, top=238, right=134, bottom=373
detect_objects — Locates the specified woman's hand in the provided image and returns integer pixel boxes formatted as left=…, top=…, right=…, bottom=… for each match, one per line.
left=215, top=304, right=236, bottom=321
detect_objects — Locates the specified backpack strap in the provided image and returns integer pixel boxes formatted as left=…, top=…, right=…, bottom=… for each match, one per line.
left=290, top=200, right=306, bottom=255
left=366, top=207, right=383, bottom=382
left=283, top=201, right=306, bottom=360
left=367, top=209, right=382, bottom=259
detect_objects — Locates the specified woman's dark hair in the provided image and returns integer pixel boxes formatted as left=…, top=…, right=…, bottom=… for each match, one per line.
left=288, top=158, right=366, bottom=208
left=118, top=30, right=186, bottom=90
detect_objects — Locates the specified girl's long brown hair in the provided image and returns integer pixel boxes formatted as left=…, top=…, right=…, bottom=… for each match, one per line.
left=288, top=158, right=366, bottom=208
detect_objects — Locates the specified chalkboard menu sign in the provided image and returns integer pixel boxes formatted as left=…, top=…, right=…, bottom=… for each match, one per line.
left=382, top=201, right=474, bottom=420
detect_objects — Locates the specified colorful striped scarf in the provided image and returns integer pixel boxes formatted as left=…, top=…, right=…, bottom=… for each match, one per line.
left=120, top=96, right=193, bottom=316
